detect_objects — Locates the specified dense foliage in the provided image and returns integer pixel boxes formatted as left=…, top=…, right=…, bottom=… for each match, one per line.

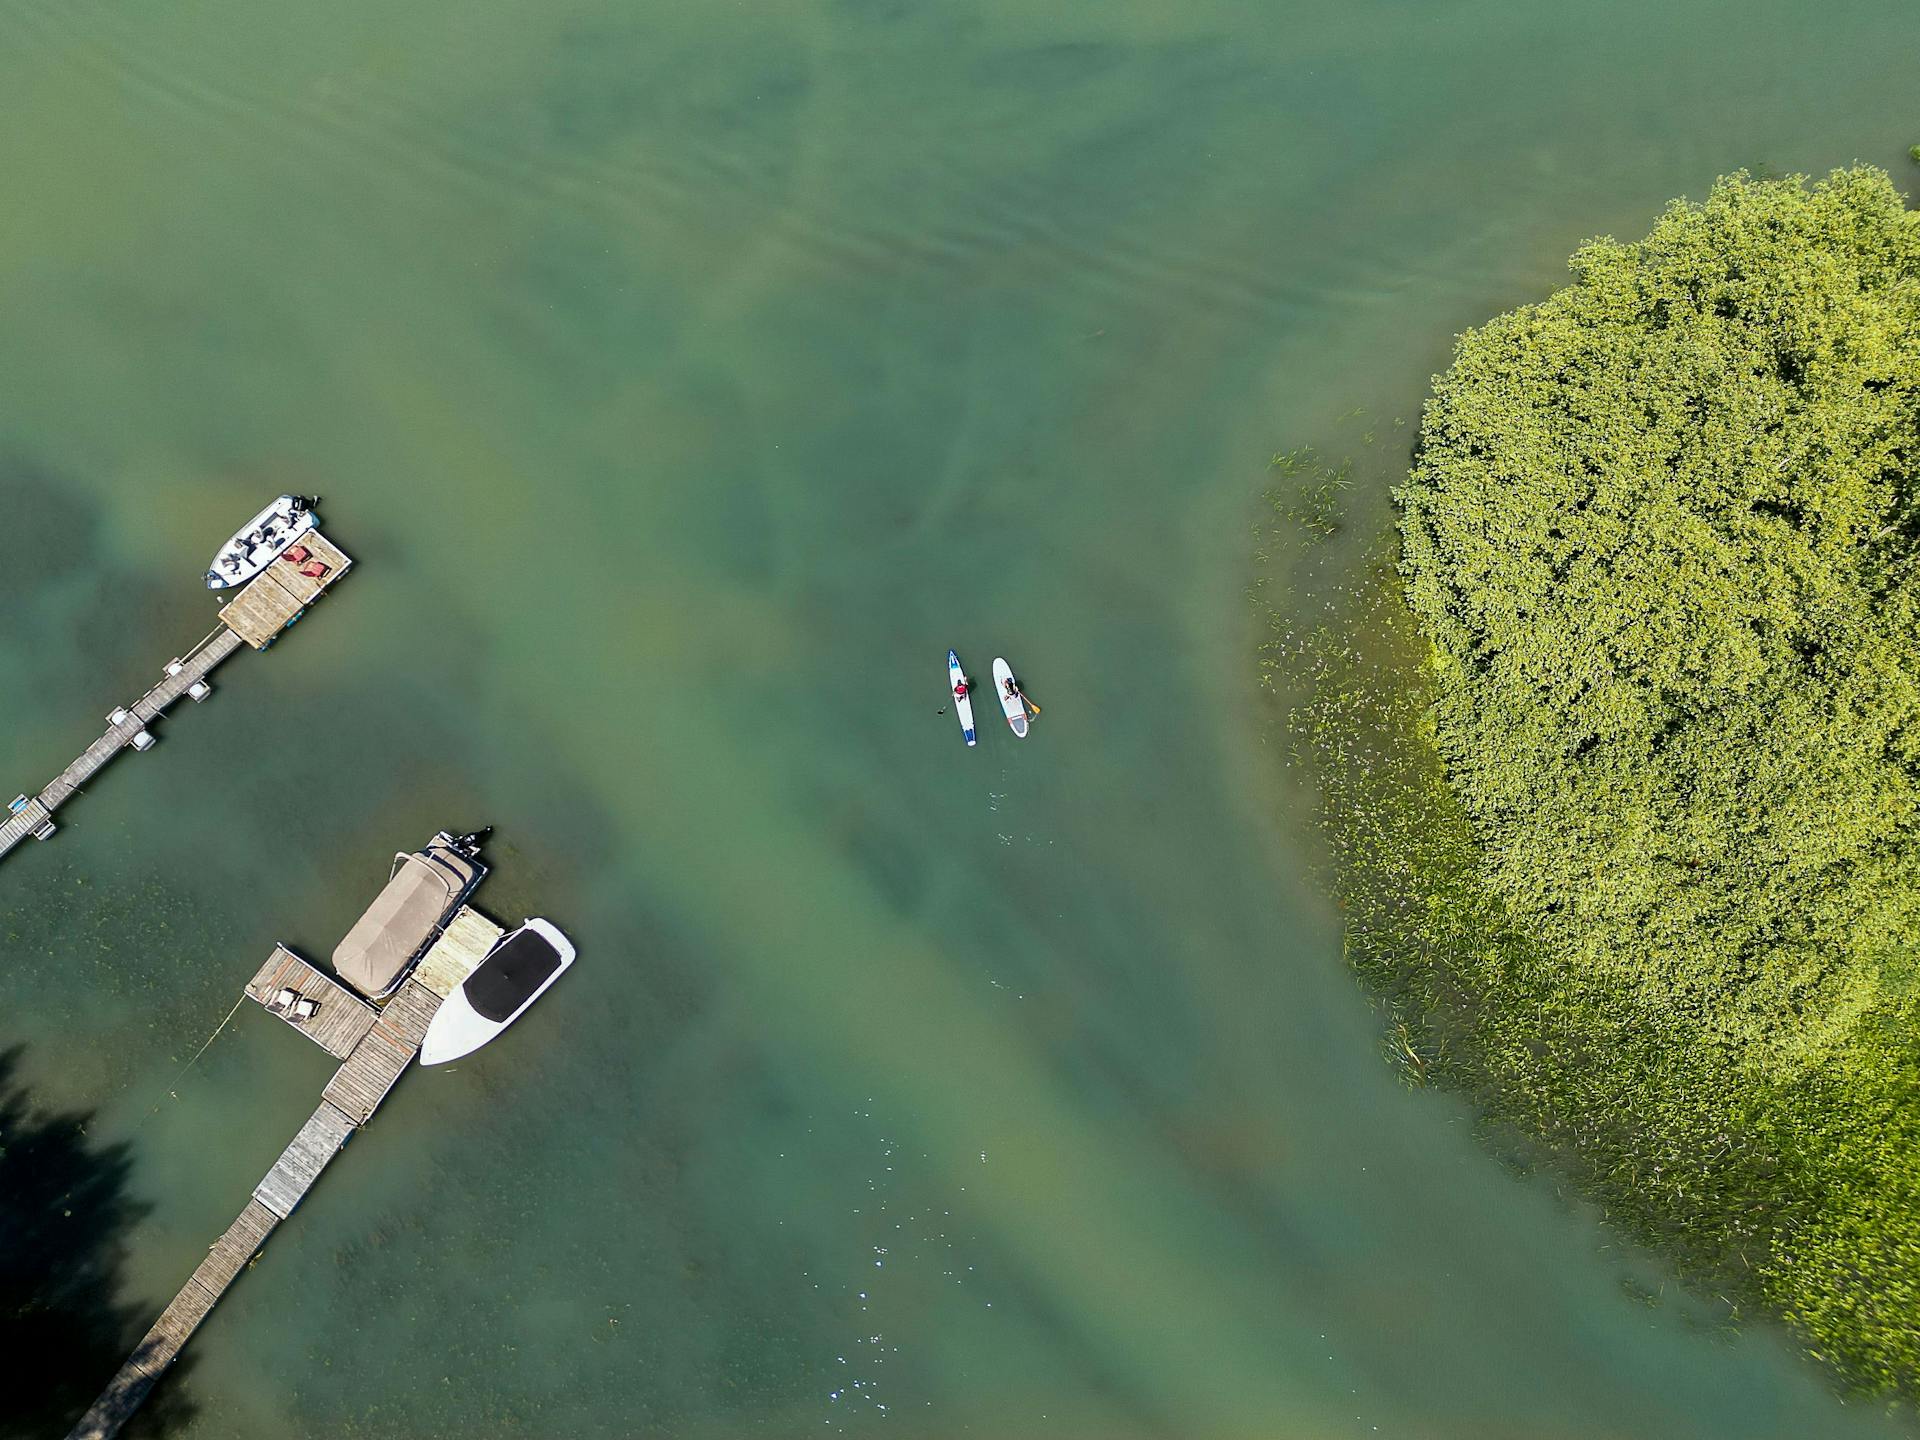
left=1403, top=167, right=1920, bottom=1062
left=1271, top=169, right=1920, bottom=1398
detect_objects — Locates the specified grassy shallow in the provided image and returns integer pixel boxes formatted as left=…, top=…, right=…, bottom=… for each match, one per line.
left=1262, top=168, right=1920, bottom=1403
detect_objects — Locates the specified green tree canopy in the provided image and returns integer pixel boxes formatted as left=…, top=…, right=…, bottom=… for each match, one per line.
left=1400, top=167, right=1920, bottom=1066
left=1357, top=166, right=1920, bottom=1394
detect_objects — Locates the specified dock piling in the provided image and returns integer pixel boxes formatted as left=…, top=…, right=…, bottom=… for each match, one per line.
left=0, top=529, right=350, bottom=870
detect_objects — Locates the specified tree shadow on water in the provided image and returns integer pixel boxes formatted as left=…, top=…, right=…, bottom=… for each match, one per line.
left=0, top=1046, right=194, bottom=1439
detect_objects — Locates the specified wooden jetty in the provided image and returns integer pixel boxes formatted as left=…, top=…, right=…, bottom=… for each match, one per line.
left=217, top=530, right=352, bottom=650
left=0, top=528, right=352, bottom=868
left=65, top=904, right=505, bottom=1440
left=244, top=945, right=378, bottom=1059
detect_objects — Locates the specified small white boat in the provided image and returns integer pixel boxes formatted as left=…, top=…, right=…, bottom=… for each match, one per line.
left=992, top=658, right=1029, bottom=738
left=206, top=495, right=317, bottom=590
left=948, top=649, right=977, bottom=747
left=419, top=918, right=575, bottom=1065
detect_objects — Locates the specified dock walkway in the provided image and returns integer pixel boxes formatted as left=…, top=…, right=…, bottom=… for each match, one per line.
left=0, top=530, right=350, bottom=869
left=65, top=906, right=504, bottom=1440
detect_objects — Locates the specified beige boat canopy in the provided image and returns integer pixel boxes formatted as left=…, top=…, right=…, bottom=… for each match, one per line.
left=333, top=841, right=484, bottom=997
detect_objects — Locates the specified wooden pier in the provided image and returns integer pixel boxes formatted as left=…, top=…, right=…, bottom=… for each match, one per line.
left=244, top=945, right=378, bottom=1059
left=65, top=904, right=504, bottom=1440
left=0, top=528, right=351, bottom=868
left=217, top=530, right=352, bottom=650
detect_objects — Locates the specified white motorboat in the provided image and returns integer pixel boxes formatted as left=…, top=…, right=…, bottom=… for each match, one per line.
left=206, top=495, right=318, bottom=590
left=419, top=918, right=575, bottom=1065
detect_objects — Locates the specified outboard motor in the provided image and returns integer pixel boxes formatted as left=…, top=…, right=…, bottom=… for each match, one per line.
left=451, top=826, right=492, bottom=856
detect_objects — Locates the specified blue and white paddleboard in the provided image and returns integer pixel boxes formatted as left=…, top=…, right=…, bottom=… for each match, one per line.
left=947, top=649, right=977, bottom=747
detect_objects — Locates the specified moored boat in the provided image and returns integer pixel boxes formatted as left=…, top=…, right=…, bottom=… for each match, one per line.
left=206, top=495, right=318, bottom=590
left=333, top=830, right=489, bottom=998
left=419, top=918, right=575, bottom=1065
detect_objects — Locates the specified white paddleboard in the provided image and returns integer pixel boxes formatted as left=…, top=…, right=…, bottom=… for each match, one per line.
left=947, top=649, right=977, bottom=747
left=992, top=658, right=1028, bottom=739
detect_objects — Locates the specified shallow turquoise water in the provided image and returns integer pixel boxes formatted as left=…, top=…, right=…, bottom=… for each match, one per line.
left=1, top=0, right=1916, bottom=1435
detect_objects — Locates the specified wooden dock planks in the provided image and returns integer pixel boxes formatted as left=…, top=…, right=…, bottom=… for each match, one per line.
left=56, top=727, right=139, bottom=793
left=263, top=529, right=350, bottom=605
left=253, top=1101, right=357, bottom=1219
left=132, top=628, right=244, bottom=723
left=414, top=906, right=506, bottom=998
left=197, top=1198, right=279, bottom=1292
left=65, top=1347, right=167, bottom=1440
left=0, top=797, right=51, bottom=851
left=49, top=626, right=244, bottom=799
left=218, top=528, right=353, bottom=649
left=379, top=975, right=444, bottom=1047
left=37, top=777, right=77, bottom=808
left=66, top=1254, right=233, bottom=1439
left=218, top=570, right=303, bottom=649
left=322, top=978, right=442, bottom=1123
left=245, top=946, right=378, bottom=1058
left=144, top=1275, right=221, bottom=1349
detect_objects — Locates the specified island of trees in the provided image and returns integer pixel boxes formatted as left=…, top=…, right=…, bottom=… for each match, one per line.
left=1280, top=167, right=1920, bottom=1397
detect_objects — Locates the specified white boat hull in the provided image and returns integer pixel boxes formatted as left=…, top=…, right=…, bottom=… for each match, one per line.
left=419, top=917, right=574, bottom=1065
left=207, top=495, right=317, bottom=590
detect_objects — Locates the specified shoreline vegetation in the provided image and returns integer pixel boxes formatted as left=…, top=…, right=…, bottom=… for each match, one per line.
left=1262, top=168, right=1920, bottom=1400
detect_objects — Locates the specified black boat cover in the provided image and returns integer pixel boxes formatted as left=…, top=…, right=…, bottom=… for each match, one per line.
left=468, top=928, right=564, bottom=1023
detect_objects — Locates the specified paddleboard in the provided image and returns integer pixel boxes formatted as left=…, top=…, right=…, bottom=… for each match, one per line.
left=992, top=658, right=1028, bottom=738
left=947, top=649, right=977, bottom=747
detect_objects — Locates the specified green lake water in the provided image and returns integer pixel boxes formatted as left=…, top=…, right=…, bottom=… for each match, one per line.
left=1, top=0, right=1916, bottom=1435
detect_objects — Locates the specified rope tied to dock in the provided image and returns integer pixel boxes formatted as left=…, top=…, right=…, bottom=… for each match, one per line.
left=149, top=995, right=248, bottom=1113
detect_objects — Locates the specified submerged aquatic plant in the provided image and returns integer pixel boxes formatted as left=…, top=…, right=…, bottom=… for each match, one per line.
left=1269, top=167, right=1920, bottom=1400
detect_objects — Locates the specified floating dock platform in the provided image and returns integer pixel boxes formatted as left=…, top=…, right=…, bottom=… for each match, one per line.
left=216, top=529, right=352, bottom=650
left=0, top=528, right=351, bottom=868
left=66, top=898, right=506, bottom=1440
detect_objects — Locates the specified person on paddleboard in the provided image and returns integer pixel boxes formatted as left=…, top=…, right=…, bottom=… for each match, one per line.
left=1004, top=675, right=1019, bottom=698
left=954, top=679, right=969, bottom=698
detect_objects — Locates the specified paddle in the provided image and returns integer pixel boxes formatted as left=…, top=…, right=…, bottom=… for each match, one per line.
left=1021, top=690, right=1041, bottom=719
